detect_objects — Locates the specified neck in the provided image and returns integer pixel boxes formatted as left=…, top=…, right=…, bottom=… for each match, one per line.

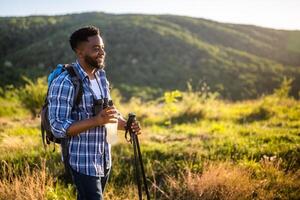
left=78, top=58, right=96, bottom=79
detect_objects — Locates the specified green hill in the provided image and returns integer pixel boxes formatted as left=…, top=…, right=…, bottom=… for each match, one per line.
left=1, top=12, right=300, bottom=100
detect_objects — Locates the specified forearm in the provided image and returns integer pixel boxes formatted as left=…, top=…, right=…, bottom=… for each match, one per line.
left=66, top=117, right=100, bottom=136
left=67, top=108, right=125, bottom=136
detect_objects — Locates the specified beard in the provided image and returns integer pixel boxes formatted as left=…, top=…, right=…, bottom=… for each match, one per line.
left=84, top=54, right=105, bottom=70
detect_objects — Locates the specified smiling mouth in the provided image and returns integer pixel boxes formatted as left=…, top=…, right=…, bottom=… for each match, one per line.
left=97, top=57, right=104, bottom=62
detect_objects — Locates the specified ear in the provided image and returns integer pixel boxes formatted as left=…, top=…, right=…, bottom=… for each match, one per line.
left=76, top=48, right=84, bottom=58
left=75, top=42, right=86, bottom=58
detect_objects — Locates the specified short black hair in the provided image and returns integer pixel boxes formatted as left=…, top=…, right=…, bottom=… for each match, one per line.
left=69, top=26, right=100, bottom=51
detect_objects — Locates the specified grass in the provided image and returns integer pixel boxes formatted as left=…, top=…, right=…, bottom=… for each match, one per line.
left=0, top=88, right=299, bottom=199
left=0, top=159, right=75, bottom=200
left=0, top=97, right=29, bottom=118
left=165, top=161, right=300, bottom=200
left=166, top=163, right=256, bottom=200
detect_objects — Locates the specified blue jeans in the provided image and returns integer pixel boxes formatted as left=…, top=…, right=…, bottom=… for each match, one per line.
left=71, top=167, right=111, bottom=200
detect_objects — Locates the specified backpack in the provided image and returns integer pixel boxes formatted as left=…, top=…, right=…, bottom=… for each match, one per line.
left=40, top=63, right=83, bottom=181
left=41, top=63, right=83, bottom=148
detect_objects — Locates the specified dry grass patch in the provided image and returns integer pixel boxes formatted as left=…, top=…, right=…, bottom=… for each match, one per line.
left=166, top=163, right=256, bottom=200
left=0, top=160, right=50, bottom=200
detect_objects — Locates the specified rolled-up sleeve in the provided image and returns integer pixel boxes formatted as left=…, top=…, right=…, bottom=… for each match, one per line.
left=48, top=75, right=75, bottom=138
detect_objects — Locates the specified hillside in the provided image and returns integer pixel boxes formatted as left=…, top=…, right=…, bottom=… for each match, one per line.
left=1, top=12, right=300, bottom=100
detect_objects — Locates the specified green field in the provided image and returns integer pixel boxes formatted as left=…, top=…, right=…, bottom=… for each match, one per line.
left=0, top=79, right=299, bottom=200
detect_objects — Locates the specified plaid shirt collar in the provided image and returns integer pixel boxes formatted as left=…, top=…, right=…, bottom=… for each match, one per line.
left=74, top=60, right=106, bottom=83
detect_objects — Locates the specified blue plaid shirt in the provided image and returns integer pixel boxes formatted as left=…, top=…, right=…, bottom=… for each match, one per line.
left=48, top=60, right=111, bottom=177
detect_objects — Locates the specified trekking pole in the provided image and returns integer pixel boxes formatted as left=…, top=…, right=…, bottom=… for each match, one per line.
left=134, top=128, right=151, bottom=200
left=125, top=113, right=151, bottom=200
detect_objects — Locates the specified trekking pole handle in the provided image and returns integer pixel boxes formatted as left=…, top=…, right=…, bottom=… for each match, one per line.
left=125, top=113, right=136, bottom=142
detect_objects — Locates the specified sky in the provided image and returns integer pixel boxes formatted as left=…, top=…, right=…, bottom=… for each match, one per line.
left=0, top=0, right=299, bottom=30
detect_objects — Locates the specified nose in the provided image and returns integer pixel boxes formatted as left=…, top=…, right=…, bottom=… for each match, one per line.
left=99, top=49, right=105, bottom=56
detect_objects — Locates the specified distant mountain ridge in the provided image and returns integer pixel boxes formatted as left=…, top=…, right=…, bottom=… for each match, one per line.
left=0, top=12, right=300, bottom=100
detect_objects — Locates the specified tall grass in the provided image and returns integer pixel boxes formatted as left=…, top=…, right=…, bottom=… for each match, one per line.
left=166, top=163, right=255, bottom=200
left=0, top=159, right=48, bottom=200
left=0, top=159, right=74, bottom=200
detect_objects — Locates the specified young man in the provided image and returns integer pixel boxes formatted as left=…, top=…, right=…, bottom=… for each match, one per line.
left=48, top=26, right=141, bottom=200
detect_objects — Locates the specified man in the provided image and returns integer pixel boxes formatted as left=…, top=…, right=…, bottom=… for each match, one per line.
left=48, top=26, right=141, bottom=200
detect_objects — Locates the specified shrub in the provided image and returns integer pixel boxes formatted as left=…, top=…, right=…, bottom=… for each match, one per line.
left=0, top=86, right=28, bottom=117
left=238, top=104, right=273, bottom=123
left=163, top=90, right=182, bottom=125
left=173, top=90, right=206, bottom=124
left=273, top=77, right=293, bottom=99
left=18, top=77, right=47, bottom=117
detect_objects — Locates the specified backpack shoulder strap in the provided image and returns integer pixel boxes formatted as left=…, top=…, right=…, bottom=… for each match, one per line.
left=64, top=64, right=83, bottom=106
